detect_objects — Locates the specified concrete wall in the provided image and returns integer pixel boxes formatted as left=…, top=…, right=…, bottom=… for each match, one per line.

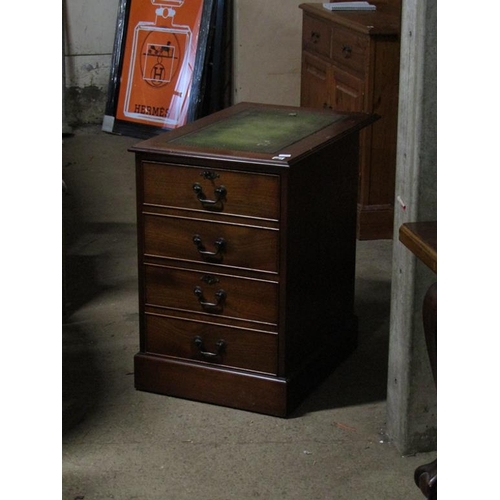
left=63, top=0, right=304, bottom=125
left=232, top=0, right=303, bottom=106
left=64, top=0, right=120, bottom=124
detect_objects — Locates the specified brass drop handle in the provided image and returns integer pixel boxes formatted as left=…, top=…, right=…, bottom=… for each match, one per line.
left=192, top=182, right=226, bottom=207
left=192, top=234, right=226, bottom=259
left=342, top=44, right=352, bottom=58
left=193, top=336, right=226, bottom=359
left=193, top=286, right=226, bottom=311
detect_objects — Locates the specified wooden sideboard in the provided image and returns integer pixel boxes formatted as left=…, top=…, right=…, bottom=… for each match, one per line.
left=130, top=102, right=376, bottom=416
left=299, top=2, right=401, bottom=239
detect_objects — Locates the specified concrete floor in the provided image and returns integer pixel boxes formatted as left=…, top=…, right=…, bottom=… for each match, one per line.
left=62, top=125, right=435, bottom=500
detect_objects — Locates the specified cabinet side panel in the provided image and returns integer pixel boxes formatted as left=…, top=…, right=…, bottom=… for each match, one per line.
left=283, top=134, right=359, bottom=375
left=300, top=51, right=332, bottom=109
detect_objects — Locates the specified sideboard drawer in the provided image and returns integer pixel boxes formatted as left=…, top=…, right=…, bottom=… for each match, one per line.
left=330, top=26, right=368, bottom=75
left=302, top=15, right=332, bottom=58
left=144, top=314, right=278, bottom=375
left=144, top=264, right=279, bottom=326
left=143, top=213, right=280, bottom=273
left=142, top=161, right=280, bottom=220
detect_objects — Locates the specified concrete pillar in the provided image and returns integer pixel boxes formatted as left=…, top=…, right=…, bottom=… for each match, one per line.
left=386, top=0, right=437, bottom=455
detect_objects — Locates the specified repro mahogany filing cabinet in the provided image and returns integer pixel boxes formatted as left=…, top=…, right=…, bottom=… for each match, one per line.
left=130, top=102, right=377, bottom=417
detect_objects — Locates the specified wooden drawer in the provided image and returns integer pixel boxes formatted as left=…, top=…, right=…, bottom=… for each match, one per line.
left=142, top=161, right=280, bottom=220
left=144, top=314, right=278, bottom=375
left=144, top=264, right=279, bottom=326
left=331, top=26, right=368, bottom=75
left=302, top=15, right=332, bottom=58
left=143, top=213, right=279, bottom=273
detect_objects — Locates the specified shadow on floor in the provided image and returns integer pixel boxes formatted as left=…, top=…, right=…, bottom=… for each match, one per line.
left=292, top=277, right=392, bottom=417
left=62, top=221, right=138, bottom=435
left=62, top=321, right=101, bottom=434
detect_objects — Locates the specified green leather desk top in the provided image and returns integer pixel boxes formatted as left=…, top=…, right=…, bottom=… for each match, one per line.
left=167, top=107, right=343, bottom=154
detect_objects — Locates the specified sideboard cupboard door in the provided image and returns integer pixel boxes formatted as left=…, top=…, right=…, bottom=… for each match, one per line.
left=332, top=68, right=364, bottom=112
left=301, top=52, right=332, bottom=110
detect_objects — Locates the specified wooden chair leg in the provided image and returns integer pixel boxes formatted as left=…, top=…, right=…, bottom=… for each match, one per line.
left=414, top=282, right=437, bottom=498
left=414, top=459, right=437, bottom=499
left=422, top=282, right=437, bottom=384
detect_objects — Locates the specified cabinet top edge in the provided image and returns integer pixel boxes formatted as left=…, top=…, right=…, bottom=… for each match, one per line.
left=299, top=3, right=401, bottom=35
left=130, top=102, right=378, bottom=166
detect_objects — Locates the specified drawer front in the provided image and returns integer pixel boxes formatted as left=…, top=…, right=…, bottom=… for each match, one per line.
left=145, top=314, right=278, bottom=375
left=302, top=15, right=332, bottom=58
left=331, top=26, right=368, bottom=74
left=143, top=214, right=279, bottom=273
left=144, top=265, right=279, bottom=325
left=142, top=162, right=280, bottom=220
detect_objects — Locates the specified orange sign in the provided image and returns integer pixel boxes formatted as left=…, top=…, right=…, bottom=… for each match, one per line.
left=115, top=0, right=206, bottom=129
